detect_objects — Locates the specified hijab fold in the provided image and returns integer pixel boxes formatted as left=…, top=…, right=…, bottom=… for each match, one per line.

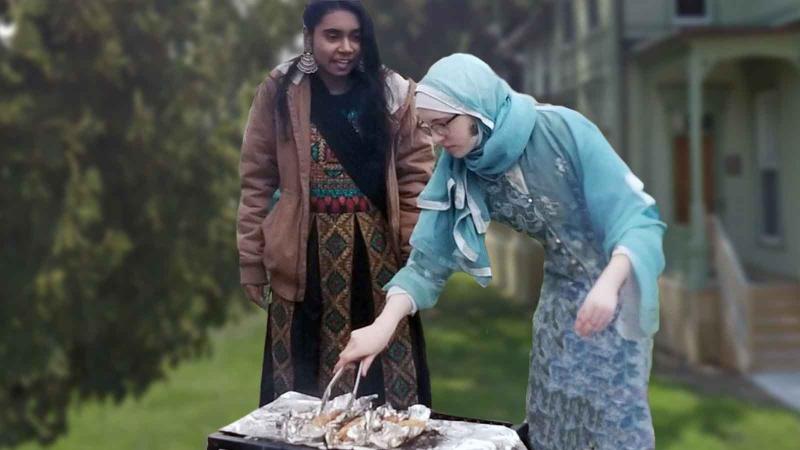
left=410, top=54, right=539, bottom=284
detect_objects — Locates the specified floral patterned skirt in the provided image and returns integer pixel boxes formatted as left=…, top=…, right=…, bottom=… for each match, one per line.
left=526, top=276, right=654, bottom=450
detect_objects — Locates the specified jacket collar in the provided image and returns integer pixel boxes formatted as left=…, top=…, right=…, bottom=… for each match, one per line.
left=272, top=60, right=410, bottom=115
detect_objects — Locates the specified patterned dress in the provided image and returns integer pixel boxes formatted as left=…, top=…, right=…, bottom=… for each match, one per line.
left=386, top=54, right=663, bottom=447
left=260, top=108, right=431, bottom=410
left=479, top=149, right=655, bottom=449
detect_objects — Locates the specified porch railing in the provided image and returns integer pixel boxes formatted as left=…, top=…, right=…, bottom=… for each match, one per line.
left=709, top=215, right=753, bottom=372
left=663, top=224, right=692, bottom=275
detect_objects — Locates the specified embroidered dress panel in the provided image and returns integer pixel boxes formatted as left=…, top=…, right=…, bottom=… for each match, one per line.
left=269, top=300, right=295, bottom=395
left=262, top=120, right=427, bottom=409
left=310, top=124, right=373, bottom=214
left=309, top=125, right=419, bottom=407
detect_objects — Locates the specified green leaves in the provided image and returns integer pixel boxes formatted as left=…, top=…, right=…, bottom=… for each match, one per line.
left=0, top=0, right=298, bottom=446
left=371, top=0, right=540, bottom=87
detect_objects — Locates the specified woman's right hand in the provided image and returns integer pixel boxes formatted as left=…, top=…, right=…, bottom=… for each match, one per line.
left=336, top=322, right=397, bottom=377
left=244, top=284, right=268, bottom=309
left=335, top=292, right=413, bottom=376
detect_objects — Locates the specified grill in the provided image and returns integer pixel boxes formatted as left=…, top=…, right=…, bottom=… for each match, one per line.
left=207, top=411, right=530, bottom=450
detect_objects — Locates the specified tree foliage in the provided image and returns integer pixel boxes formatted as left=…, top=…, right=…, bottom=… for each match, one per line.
left=0, top=0, right=298, bottom=446
left=370, top=0, right=541, bottom=88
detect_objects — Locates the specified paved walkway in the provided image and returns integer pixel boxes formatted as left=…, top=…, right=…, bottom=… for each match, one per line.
left=654, top=348, right=800, bottom=412
left=750, top=371, right=800, bottom=412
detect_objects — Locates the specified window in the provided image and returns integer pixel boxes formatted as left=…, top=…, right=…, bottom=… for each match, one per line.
left=675, top=0, right=710, bottom=23
left=760, top=170, right=780, bottom=237
left=587, top=0, right=599, bottom=29
left=543, top=71, right=551, bottom=96
left=676, top=0, right=706, bottom=16
left=754, top=90, right=782, bottom=243
left=562, top=0, right=575, bottom=43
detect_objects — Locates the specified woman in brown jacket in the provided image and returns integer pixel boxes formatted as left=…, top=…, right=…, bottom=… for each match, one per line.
left=237, top=0, right=434, bottom=408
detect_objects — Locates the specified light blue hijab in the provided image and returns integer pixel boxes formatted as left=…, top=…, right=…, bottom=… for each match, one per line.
left=409, top=54, right=538, bottom=285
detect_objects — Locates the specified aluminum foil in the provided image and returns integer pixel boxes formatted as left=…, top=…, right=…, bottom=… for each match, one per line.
left=279, top=392, right=379, bottom=447
left=221, top=391, right=526, bottom=450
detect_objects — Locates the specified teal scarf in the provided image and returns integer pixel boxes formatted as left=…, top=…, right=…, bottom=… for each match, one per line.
left=410, top=54, right=538, bottom=284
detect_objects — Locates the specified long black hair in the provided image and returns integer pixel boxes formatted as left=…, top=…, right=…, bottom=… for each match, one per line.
left=275, top=0, right=391, bottom=153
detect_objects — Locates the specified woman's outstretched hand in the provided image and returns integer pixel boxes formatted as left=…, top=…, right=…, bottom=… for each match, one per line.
left=335, top=292, right=413, bottom=376
left=336, top=322, right=396, bottom=377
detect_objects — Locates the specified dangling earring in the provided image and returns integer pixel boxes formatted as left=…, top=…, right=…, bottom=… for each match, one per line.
left=297, top=29, right=318, bottom=74
left=356, top=58, right=366, bottom=72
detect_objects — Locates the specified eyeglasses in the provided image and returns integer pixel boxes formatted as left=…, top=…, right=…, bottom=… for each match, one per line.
left=417, top=114, right=460, bottom=138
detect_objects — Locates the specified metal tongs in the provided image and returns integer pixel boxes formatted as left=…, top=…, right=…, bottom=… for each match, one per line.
left=317, top=361, right=364, bottom=415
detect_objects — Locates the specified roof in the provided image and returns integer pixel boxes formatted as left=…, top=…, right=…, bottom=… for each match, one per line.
left=632, top=22, right=800, bottom=58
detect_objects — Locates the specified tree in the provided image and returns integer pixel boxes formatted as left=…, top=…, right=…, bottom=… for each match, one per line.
left=370, top=0, right=542, bottom=89
left=0, top=0, right=298, bottom=446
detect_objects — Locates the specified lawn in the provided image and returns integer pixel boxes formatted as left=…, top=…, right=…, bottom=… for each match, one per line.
left=16, top=274, right=800, bottom=450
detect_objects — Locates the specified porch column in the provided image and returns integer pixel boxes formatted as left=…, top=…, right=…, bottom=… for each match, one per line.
left=687, top=52, right=707, bottom=289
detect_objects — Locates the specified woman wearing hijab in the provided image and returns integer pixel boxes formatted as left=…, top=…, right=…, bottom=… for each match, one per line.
left=236, top=0, right=434, bottom=409
left=337, top=54, right=666, bottom=450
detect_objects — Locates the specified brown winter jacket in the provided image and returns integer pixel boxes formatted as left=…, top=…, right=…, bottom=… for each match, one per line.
left=236, top=65, right=434, bottom=302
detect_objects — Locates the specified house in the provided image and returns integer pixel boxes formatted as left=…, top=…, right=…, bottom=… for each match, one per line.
left=505, top=0, right=800, bottom=371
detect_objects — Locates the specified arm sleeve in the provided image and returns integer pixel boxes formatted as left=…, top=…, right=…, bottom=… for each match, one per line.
left=569, top=113, right=667, bottom=337
left=236, top=79, right=280, bottom=285
left=384, top=248, right=455, bottom=311
left=386, top=286, right=418, bottom=315
left=393, top=81, right=435, bottom=262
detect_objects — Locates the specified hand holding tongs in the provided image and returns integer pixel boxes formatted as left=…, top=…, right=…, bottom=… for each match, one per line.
left=318, top=360, right=364, bottom=415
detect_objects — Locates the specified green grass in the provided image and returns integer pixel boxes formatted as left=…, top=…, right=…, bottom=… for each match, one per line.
left=17, top=274, right=800, bottom=450
left=649, top=380, right=800, bottom=450
left=16, top=306, right=268, bottom=450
